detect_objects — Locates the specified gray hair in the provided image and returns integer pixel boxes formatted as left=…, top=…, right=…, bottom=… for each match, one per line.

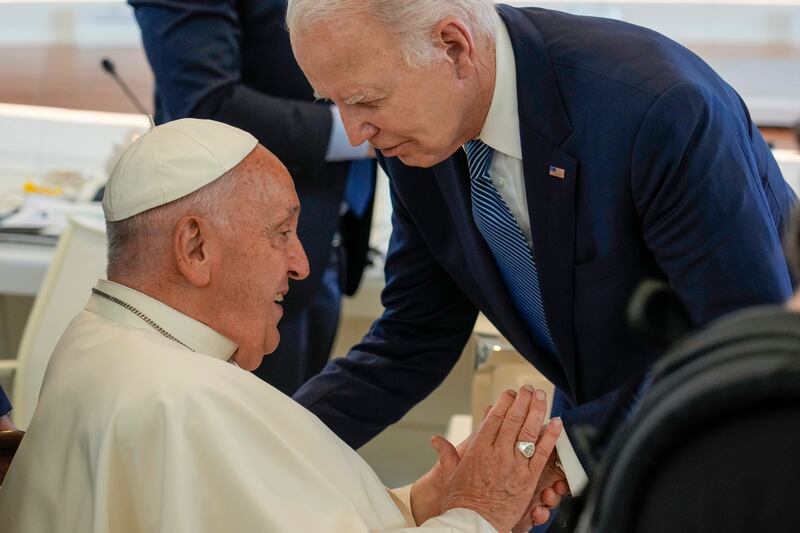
left=106, top=168, right=239, bottom=277
left=286, top=0, right=497, bottom=67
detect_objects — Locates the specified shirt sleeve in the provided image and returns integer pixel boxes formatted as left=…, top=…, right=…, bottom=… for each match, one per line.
left=555, top=430, right=589, bottom=495
left=387, top=485, right=416, bottom=526
left=417, top=509, right=497, bottom=532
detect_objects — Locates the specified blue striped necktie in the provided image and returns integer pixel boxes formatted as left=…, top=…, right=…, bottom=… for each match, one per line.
left=464, top=139, right=556, bottom=356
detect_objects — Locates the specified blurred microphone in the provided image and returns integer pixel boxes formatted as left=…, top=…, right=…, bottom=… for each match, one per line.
left=100, top=57, right=153, bottom=125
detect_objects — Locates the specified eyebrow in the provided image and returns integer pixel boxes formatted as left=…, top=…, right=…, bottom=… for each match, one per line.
left=277, top=206, right=301, bottom=223
left=344, top=93, right=367, bottom=105
left=313, top=88, right=390, bottom=105
left=265, top=206, right=301, bottom=233
left=345, top=89, right=390, bottom=105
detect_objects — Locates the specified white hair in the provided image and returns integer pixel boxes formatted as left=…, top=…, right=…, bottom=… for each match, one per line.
left=286, top=0, right=498, bottom=67
left=106, top=167, right=239, bottom=277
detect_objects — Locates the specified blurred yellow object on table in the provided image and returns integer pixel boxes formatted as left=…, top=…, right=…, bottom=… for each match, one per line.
left=22, top=182, right=62, bottom=197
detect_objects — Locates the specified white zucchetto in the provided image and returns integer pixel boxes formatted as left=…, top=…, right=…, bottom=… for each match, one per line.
left=102, top=118, right=257, bottom=222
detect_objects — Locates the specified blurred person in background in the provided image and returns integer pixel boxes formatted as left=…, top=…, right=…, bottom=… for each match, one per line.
left=129, top=0, right=376, bottom=395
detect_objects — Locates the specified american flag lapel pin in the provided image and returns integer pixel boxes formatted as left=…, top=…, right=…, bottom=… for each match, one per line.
left=549, top=165, right=566, bottom=180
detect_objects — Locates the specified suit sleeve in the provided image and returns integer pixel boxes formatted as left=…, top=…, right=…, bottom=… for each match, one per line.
left=128, top=0, right=332, bottom=181
left=630, top=81, right=793, bottom=321
left=560, top=81, right=795, bottom=470
left=294, top=172, right=480, bottom=448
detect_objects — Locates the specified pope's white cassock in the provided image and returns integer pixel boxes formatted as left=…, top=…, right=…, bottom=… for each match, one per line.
left=0, top=279, right=495, bottom=532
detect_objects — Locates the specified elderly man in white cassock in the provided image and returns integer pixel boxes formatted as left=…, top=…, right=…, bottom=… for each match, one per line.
left=0, top=119, right=562, bottom=533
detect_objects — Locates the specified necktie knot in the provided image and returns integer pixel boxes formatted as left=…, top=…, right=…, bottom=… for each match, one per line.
left=464, top=139, right=494, bottom=181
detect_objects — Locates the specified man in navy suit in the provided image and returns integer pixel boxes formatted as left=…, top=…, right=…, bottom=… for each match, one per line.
left=288, top=0, right=795, bottom=512
left=129, top=0, right=375, bottom=395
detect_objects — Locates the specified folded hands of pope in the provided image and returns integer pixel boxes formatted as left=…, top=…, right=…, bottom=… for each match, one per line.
left=410, top=385, right=565, bottom=533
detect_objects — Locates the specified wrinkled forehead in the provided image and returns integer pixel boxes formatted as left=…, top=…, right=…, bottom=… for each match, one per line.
left=232, top=147, right=299, bottom=214
left=293, top=16, right=404, bottom=98
left=293, top=14, right=400, bottom=70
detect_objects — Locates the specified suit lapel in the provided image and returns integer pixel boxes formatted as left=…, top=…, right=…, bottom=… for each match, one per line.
left=520, top=134, right=578, bottom=391
left=499, top=5, right=579, bottom=390
left=433, top=152, right=569, bottom=391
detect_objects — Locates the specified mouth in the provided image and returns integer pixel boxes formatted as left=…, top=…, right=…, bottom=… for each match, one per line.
left=274, top=288, right=288, bottom=304
left=378, top=141, right=407, bottom=157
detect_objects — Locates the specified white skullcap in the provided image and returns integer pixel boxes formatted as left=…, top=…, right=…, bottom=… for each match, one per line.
left=103, top=118, right=258, bottom=222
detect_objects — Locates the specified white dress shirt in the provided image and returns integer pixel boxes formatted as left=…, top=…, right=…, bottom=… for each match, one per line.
left=475, top=14, right=589, bottom=496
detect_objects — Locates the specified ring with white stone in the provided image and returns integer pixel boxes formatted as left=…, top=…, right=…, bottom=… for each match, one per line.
left=516, top=440, right=535, bottom=458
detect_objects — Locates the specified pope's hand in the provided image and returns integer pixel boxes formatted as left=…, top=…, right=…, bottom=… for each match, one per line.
left=424, top=386, right=562, bottom=532
left=411, top=401, right=564, bottom=529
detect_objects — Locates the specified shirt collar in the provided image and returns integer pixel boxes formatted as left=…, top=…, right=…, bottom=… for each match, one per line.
left=478, top=13, right=522, bottom=160
left=87, top=278, right=238, bottom=363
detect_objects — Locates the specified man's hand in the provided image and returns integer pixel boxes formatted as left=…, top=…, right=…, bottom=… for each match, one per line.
left=512, top=451, right=570, bottom=532
left=412, top=404, right=570, bottom=529
left=423, top=386, right=562, bottom=532
left=411, top=400, right=569, bottom=529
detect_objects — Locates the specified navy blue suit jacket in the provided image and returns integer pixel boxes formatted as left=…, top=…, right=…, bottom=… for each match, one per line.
left=297, top=6, right=796, bottom=460
left=129, top=0, right=373, bottom=304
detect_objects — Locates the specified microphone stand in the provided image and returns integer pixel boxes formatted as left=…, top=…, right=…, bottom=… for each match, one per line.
left=100, top=57, right=154, bottom=127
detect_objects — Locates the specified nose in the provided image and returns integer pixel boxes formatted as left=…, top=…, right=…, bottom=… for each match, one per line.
left=339, top=106, right=379, bottom=146
left=288, top=237, right=310, bottom=281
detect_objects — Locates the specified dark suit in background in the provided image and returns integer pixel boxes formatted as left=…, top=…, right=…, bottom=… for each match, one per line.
left=0, top=386, right=10, bottom=419
left=295, top=5, right=796, bottom=465
left=129, top=0, right=374, bottom=394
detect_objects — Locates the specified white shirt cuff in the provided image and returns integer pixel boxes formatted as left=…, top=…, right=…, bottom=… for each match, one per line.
left=420, top=508, right=497, bottom=532
left=325, top=105, right=371, bottom=161
left=387, top=484, right=416, bottom=527
left=556, top=428, right=589, bottom=496
left=387, top=486, right=497, bottom=532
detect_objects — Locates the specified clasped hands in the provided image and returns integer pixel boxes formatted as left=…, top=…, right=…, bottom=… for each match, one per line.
left=410, top=385, right=569, bottom=532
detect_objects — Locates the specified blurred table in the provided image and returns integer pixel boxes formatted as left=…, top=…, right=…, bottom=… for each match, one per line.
left=0, top=46, right=152, bottom=115
left=763, top=127, right=799, bottom=151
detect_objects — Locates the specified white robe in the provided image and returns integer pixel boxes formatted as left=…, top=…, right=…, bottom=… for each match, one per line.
left=0, top=279, right=495, bottom=533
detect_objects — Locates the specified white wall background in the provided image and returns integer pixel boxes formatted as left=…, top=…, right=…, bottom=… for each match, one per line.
left=1, top=0, right=799, bottom=124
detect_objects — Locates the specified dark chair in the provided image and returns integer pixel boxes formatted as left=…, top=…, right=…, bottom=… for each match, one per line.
left=572, top=305, right=800, bottom=533
left=0, top=430, right=24, bottom=485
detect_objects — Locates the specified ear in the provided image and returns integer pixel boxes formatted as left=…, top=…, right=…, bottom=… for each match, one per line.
left=172, top=215, right=215, bottom=287
left=433, top=17, right=478, bottom=78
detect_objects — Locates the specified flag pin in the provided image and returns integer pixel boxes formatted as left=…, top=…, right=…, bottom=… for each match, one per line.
left=549, top=166, right=566, bottom=179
